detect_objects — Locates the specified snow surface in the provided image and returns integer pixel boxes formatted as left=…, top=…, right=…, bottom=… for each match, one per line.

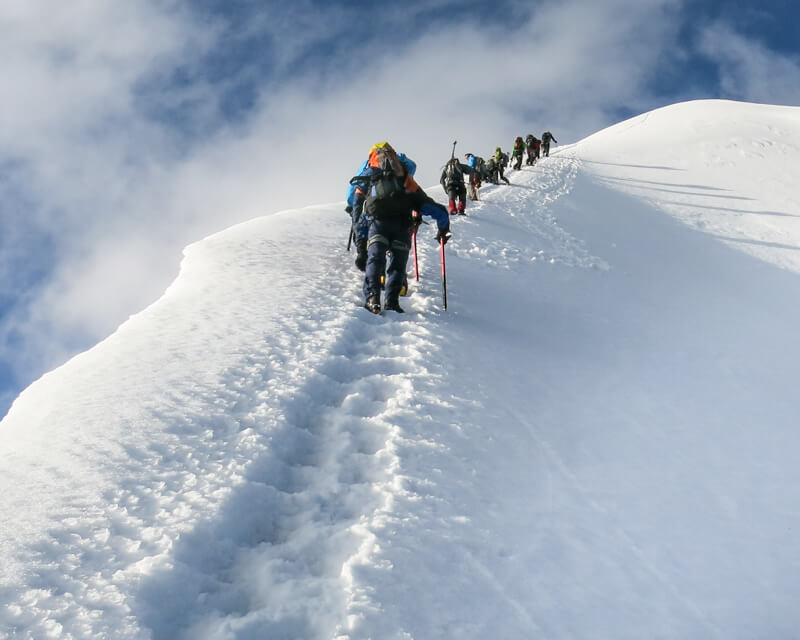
left=2, top=99, right=800, bottom=639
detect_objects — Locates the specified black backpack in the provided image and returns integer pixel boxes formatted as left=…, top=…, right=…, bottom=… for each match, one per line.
left=370, top=146, right=405, bottom=198
left=349, top=147, right=404, bottom=212
left=353, top=146, right=413, bottom=219
left=444, top=159, right=463, bottom=186
left=368, top=170, right=403, bottom=201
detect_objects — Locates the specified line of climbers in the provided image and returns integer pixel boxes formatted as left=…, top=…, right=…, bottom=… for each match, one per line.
left=345, top=133, right=557, bottom=314
left=456, top=130, right=558, bottom=202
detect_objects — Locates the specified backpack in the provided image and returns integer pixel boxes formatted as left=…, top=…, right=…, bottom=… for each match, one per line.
left=350, top=143, right=414, bottom=220
left=525, top=134, right=535, bottom=146
left=444, top=159, right=463, bottom=186
left=474, top=156, right=485, bottom=175
left=362, top=144, right=405, bottom=201
left=398, top=153, right=416, bottom=177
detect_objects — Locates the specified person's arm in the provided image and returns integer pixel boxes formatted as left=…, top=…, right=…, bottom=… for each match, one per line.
left=419, top=201, right=451, bottom=243
left=412, top=188, right=449, bottom=229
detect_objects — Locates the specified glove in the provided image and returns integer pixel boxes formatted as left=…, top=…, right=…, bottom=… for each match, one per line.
left=345, top=205, right=353, bottom=214
left=436, top=226, right=451, bottom=245
left=410, top=212, right=422, bottom=233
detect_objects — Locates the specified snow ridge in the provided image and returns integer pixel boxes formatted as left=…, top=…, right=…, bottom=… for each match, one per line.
left=5, top=100, right=800, bottom=639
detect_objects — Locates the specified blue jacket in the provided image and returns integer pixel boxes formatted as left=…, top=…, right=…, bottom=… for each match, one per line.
left=418, top=199, right=449, bottom=230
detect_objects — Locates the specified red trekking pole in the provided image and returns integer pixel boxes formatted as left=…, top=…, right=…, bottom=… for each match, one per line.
left=440, top=238, right=448, bottom=310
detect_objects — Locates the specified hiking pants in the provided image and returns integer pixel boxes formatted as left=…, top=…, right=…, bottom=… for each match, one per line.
left=446, top=184, right=467, bottom=213
left=364, top=217, right=411, bottom=301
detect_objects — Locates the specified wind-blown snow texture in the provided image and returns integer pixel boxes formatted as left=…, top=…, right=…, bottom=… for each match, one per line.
left=2, top=100, right=800, bottom=639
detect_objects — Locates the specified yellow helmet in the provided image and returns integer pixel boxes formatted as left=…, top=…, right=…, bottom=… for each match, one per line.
left=370, top=141, right=394, bottom=153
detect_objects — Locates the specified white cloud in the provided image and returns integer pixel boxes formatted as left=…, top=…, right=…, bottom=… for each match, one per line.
left=698, top=23, right=800, bottom=106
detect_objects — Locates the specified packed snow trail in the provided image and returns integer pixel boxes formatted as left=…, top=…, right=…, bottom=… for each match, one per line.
left=0, top=209, right=437, bottom=639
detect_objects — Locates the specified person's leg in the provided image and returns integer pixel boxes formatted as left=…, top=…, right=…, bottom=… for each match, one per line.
left=499, top=165, right=510, bottom=185
left=363, top=222, right=389, bottom=302
left=384, top=224, right=411, bottom=310
left=446, top=188, right=457, bottom=214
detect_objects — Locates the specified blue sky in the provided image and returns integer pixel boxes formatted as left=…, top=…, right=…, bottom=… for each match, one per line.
left=1, top=0, right=799, bottom=416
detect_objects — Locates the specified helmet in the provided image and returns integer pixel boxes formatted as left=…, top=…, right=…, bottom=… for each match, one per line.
left=495, top=147, right=501, bottom=152
left=370, top=141, right=394, bottom=153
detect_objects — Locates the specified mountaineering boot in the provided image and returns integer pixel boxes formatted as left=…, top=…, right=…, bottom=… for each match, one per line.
left=365, top=294, right=381, bottom=314
left=457, top=201, right=466, bottom=215
left=355, top=238, right=367, bottom=271
left=448, top=199, right=456, bottom=214
left=384, top=297, right=404, bottom=313
left=399, top=275, right=409, bottom=297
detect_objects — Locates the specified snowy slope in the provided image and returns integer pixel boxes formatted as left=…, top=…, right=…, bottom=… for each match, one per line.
left=2, top=100, right=800, bottom=639
left=575, top=99, right=800, bottom=272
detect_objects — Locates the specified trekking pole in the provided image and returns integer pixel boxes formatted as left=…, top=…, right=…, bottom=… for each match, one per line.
left=347, top=206, right=357, bottom=251
left=440, top=238, right=448, bottom=310
left=451, top=140, right=457, bottom=160
left=412, top=214, right=420, bottom=281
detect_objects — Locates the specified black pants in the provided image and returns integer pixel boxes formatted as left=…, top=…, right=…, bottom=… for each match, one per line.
left=363, top=218, right=410, bottom=301
left=446, top=184, right=467, bottom=211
